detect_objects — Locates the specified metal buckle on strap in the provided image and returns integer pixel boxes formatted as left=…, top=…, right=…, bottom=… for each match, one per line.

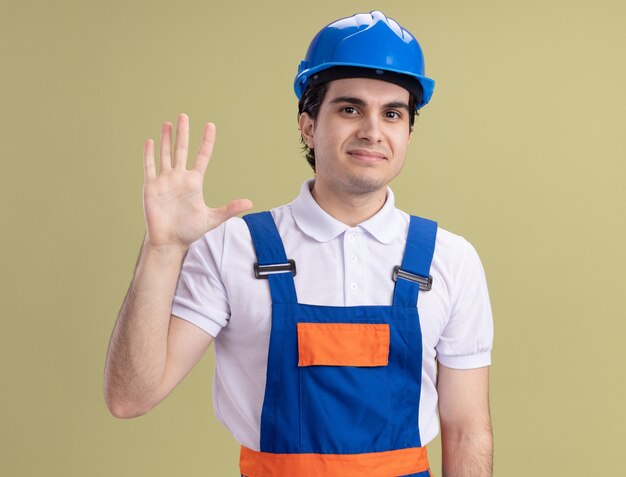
left=254, top=260, right=297, bottom=279
left=392, top=265, right=432, bottom=291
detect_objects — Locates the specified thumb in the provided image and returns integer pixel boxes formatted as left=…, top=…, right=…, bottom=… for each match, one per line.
left=209, top=198, right=254, bottom=226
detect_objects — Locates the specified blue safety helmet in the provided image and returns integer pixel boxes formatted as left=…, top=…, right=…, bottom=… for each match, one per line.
left=295, top=11, right=435, bottom=109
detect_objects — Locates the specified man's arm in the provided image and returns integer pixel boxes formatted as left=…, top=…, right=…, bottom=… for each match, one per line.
left=103, top=241, right=213, bottom=418
left=103, top=114, right=252, bottom=418
left=437, top=364, right=493, bottom=477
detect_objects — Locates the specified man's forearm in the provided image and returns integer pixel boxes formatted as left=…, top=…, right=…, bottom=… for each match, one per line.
left=441, top=427, right=493, bottom=477
left=103, top=239, right=188, bottom=417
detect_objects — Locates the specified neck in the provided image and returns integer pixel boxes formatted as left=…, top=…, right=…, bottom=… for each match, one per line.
left=310, top=181, right=387, bottom=227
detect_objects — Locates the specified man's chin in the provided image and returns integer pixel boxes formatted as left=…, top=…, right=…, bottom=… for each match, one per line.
left=341, top=176, right=389, bottom=196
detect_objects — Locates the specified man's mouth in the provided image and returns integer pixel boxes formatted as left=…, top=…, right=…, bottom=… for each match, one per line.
left=347, top=149, right=387, bottom=162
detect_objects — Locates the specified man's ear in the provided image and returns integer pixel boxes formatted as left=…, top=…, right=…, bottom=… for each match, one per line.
left=299, top=112, right=315, bottom=149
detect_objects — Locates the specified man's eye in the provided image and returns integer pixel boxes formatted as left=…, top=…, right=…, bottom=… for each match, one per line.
left=386, top=111, right=401, bottom=119
left=341, top=106, right=358, bottom=114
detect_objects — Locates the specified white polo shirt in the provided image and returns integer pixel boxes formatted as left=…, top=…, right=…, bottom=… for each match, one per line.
left=171, top=180, right=493, bottom=450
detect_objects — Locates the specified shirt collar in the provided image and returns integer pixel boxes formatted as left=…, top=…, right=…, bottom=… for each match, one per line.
left=290, top=180, right=400, bottom=244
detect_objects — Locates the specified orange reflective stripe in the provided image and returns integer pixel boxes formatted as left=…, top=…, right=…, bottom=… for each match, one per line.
left=240, top=445, right=429, bottom=477
left=297, top=323, right=390, bottom=367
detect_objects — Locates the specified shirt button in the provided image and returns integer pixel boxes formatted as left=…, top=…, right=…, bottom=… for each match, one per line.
left=348, top=234, right=356, bottom=242
left=350, top=282, right=358, bottom=290
left=350, top=255, right=358, bottom=264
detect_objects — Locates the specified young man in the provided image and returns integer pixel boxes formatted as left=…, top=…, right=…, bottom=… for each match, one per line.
left=104, top=11, right=494, bottom=477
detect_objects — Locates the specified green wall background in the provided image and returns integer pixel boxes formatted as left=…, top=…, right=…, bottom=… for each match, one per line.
left=2, top=0, right=625, bottom=475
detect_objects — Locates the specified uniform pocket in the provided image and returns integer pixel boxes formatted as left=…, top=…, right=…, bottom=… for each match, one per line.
left=297, top=323, right=390, bottom=367
left=297, top=322, right=392, bottom=453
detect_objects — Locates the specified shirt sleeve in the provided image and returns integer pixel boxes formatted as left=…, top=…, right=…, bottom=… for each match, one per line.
left=171, top=223, right=231, bottom=337
left=436, top=238, right=494, bottom=369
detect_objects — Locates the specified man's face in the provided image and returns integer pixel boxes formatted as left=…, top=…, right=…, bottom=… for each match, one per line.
left=300, top=77, right=413, bottom=197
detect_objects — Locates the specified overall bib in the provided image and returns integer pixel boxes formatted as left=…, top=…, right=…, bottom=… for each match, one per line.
left=240, top=212, right=437, bottom=477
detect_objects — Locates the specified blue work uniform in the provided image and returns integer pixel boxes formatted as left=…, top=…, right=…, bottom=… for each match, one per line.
left=240, top=211, right=437, bottom=477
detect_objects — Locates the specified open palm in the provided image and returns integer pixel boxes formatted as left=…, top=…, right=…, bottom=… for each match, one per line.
left=143, top=114, right=252, bottom=249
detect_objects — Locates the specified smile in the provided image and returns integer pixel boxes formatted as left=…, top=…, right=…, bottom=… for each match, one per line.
left=347, top=149, right=387, bottom=162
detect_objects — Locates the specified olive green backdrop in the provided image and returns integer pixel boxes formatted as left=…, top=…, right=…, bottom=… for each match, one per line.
left=1, top=0, right=624, bottom=475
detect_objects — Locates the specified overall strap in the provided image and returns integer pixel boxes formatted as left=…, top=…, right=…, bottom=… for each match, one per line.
left=242, top=211, right=298, bottom=304
left=393, top=215, right=438, bottom=307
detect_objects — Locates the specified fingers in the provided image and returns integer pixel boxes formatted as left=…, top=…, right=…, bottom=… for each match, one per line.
left=143, top=139, right=156, bottom=182
left=160, top=121, right=173, bottom=171
left=153, top=114, right=211, bottom=175
left=173, top=113, right=189, bottom=169
left=193, top=122, right=216, bottom=176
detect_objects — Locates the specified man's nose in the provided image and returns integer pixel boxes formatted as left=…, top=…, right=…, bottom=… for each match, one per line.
left=357, top=114, right=383, bottom=143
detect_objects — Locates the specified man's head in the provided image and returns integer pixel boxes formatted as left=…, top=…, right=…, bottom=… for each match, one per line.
left=298, top=70, right=418, bottom=171
left=298, top=77, right=415, bottom=197
left=295, top=11, right=435, bottom=172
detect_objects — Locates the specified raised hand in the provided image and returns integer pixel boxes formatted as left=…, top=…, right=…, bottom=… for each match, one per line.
left=142, top=114, right=253, bottom=250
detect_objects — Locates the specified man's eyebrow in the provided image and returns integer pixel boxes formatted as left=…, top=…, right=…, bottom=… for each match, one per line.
left=328, top=96, right=367, bottom=107
left=328, top=96, right=410, bottom=111
left=384, top=101, right=410, bottom=111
